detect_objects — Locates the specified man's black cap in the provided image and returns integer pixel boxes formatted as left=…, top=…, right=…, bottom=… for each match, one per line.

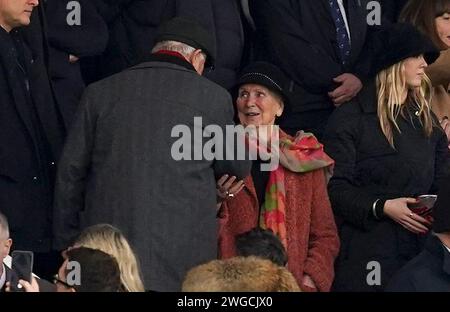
left=155, top=17, right=216, bottom=67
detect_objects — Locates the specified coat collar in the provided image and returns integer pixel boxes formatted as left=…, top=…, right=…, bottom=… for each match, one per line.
left=0, top=25, right=8, bottom=36
left=0, top=29, right=42, bottom=160
left=135, top=53, right=196, bottom=72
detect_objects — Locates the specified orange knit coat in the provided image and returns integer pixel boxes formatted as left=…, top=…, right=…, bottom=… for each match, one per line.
left=218, top=168, right=340, bottom=292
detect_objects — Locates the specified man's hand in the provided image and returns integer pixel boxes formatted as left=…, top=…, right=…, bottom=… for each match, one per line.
left=18, top=277, right=40, bottom=292
left=328, top=73, right=363, bottom=106
left=5, top=277, right=40, bottom=292
left=69, top=54, right=79, bottom=63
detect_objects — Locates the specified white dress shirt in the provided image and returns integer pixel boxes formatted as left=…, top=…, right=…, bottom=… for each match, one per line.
left=444, top=244, right=450, bottom=254
left=337, top=0, right=351, bottom=43
left=241, top=0, right=256, bottom=30
left=0, top=264, right=6, bottom=290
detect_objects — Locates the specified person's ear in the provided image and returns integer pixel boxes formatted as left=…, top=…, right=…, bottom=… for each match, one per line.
left=190, top=49, right=206, bottom=75
left=5, top=238, right=12, bottom=254
left=276, top=102, right=284, bottom=117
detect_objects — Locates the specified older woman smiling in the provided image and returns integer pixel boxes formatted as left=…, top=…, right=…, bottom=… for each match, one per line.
left=217, top=62, right=339, bottom=292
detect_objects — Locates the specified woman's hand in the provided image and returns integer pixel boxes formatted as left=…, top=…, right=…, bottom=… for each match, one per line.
left=301, top=274, right=317, bottom=291
left=216, top=174, right=245, bottom=202
left=383, top=198, right=432, bottom=234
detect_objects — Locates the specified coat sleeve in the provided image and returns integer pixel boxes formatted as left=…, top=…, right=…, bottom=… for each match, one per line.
left=303, top=169, right=340, bottom=292
left=252, top=0, right=342, bottom=94
left=53, top=86, right=97, bottom=250
left=46, top=0, right=109, bottom=57
left=323, top=106, right=380, bottom=230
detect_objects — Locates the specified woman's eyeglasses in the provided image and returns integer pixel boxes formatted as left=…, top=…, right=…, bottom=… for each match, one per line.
left=52, top=274, right=72, bottom=288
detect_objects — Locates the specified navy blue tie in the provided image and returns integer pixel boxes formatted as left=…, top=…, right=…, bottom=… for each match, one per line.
left=328, top=0, right=351, bottom=65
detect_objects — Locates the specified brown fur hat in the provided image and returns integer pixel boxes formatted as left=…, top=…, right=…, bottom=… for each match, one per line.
left=182, top=256, right=300, bottom=292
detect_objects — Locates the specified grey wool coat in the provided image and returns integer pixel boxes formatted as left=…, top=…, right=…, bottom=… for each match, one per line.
left=53, top=56, right=250, bottom=291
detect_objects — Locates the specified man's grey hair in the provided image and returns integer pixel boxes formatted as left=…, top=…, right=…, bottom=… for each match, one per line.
left=152, top=40, right=206, bottom=61
left=0, top=212, right=9, bottom=239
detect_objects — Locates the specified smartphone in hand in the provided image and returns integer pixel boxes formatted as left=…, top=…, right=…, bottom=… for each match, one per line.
left=8, top=250, right=34, bottom=292
left=408, top=195, right=437, bottom=217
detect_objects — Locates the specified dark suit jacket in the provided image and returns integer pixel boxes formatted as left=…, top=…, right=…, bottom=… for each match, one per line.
left=0, top=7, right=64, bottom=252
left=386, top=235, right=450, bottom=292
left=251, top=0, right=371, bottom=134
left=53, top=55, right=251, bottom=291
left=2, top=266, right=56, bottom=292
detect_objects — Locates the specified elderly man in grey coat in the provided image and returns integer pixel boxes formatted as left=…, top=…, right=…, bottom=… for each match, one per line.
left=53, top=17, right=250, bottom=291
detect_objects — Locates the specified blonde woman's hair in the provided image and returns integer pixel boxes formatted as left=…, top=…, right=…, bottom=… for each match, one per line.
left=376, top=59, right=435, bottom=148
left=74, top=224, right=145, bottom=292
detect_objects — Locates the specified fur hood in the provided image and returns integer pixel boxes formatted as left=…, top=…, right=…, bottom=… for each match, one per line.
left=182, top=256, right=300, bottom=292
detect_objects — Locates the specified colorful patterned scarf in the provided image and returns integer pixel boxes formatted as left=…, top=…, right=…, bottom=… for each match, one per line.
left=258, top=130, right=334, bottom=248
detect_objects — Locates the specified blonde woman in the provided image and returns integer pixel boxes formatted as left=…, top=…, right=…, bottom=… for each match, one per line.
left=323, top=24, right=450, bottom=292
left=73, top=224, right=145, bottom=292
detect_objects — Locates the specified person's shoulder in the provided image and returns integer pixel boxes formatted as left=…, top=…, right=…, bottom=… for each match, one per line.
left=131, top=61, right=230, bottom=97
left=194, top=75, right=231, bottom=99
left=84, top=71, right=123, bottom=94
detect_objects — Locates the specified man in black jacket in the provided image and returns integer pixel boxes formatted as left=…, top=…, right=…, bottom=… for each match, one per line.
left=251, top=0, right=371, bottom=137
left=1, top=212, right=56, bottom=292
left=0, top=0, right=65, bottom=279
left=44, top=0, right=109, bottom=129
left=54, top=18, right=250, bottom=291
